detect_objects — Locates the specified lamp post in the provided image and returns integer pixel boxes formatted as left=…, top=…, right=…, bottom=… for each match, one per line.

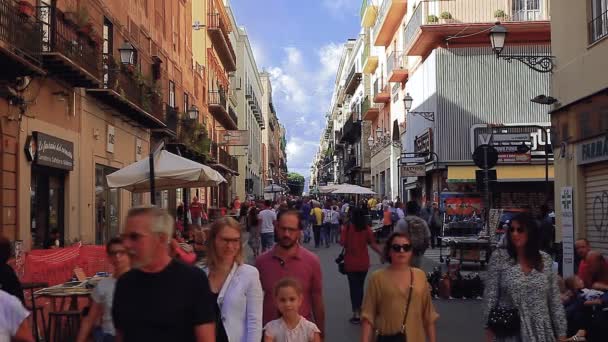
left=186, top=105, right=199, bottom=121
left=489, top=23, right=555, bottom=73
left=403, top=93, right=435, bottom=121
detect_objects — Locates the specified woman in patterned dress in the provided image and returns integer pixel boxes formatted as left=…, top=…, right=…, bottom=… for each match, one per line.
left=483, top=212, right=567, bottom=342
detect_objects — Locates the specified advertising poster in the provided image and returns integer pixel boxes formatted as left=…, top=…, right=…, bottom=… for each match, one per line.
left=440, top=192, right=483, bottom=219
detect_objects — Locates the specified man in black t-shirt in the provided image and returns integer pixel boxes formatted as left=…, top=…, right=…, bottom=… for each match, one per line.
left=112, top=206, right=215, bottom=342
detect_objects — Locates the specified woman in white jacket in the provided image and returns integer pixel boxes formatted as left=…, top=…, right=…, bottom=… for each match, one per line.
left=204, top=217, right=264, bottom=342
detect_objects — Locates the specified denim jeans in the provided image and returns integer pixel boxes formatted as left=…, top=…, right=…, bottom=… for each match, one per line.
left=313, top=225, right=322, bottom=248
left=330, top=223, right=340, bottom=243
left=322, top=223, right=331, bottom=247
left=347, top=271, right=368, bottom=312
left=261, top=232, right=274, bottom=252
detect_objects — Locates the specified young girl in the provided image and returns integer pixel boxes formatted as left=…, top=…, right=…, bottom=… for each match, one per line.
left=263, top=278, right=321, bottom=342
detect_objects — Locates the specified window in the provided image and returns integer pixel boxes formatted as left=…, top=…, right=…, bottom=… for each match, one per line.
left=102, top=18, right=114, bottom=88
left=590, top=0, right=608, bottom=43
left=95, top=165, right=120, bottom=245
left=169, top=80, right=176, bottom=108
left=184, top=92, right=189, bottom=112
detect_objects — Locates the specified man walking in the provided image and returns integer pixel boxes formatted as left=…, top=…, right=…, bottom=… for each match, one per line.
left=427, top=202, right=443, bottom=249
left=310, top=202, right=324, bottom=248
left=190, top=197, right=203, bottom=226
left=112, top=206, right=215, bottom=342
left=258, top=200, right=277, bottom=252
left=394, top=201, right=431, bottom=268
left=256, top=209, right=325, bottom=338
left=300, top=198, right=312, bottom=243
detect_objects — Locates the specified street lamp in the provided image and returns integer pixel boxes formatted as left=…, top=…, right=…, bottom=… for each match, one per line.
left=376, top=127, right=383, bottom=138
left=403, top=93, right=435, bottom=122
left=489, top=23, right=555, bottom=73
left=186, top=105, right=199, bottom=120
left=367, top=135, right=374, bottom=147
left=118, top=42, right=136, bottom=65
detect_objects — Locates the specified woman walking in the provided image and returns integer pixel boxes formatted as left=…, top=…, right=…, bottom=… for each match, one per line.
left=341, top=208, right=382, bottom=325
left=360, top=232, right=438, bottom=342
left=483, top=212, right=566, bottom=342
left=248, top=205, right=261, bottom=258
left=204, top=217, right=264, bottom=342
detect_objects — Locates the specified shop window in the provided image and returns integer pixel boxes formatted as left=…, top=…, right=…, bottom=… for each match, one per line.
left=95, top=165, right=120, bottom=245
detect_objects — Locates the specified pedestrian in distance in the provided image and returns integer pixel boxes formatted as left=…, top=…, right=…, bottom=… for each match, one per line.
left=248, top=206, right=262, bottom=258
left=360, top=232, right=438, bottom=342
left=203, top=217, right=263, bottom=342
left=382, top=205, right=393, bottom=239
left=394, top=201, right=431, bottom=268
left=330, top=205, right=341, bottom=244
left=0, top=288, right=34, bottom=342
left=483, top=212, right=566, bottom=342
left=190, top=197, right=203, bottom=226
left=258, top=200, right=278, bottom=253
left=256, top=209, right=325, bottom=338
left=575, top=238, right=608, bottom=290
left=300, top=198, right=312, bottom=244
left=310, top=202, right=324, bottom=249
left=263, top=278, right=321, bottom=342
left=77, top=237, right=130, bottom=342
left=340, top=208, right=383, bottom=325
left=112, top=206, right=216, bottom=342
left=427, top=202, right=443, bottom=249
left=321, top=203, right=333, bottom=248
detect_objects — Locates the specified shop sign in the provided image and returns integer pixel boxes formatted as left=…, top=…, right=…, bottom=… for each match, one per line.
left=135, top=138, right=143, bottom=161
left=470, top=124, right=552, bottom=164
left=577, top=134, right=608, bottom=165
left=107, top=125, right=115, bottom=153
left=560, top=186, right=575, bottom=277
left=32, top=132, right=74, bottom=171
left=414, top=128, right=433, bottom=154
left=400, top=165, right=426, bottom=177
left=218, top=130, right=249, bottom=146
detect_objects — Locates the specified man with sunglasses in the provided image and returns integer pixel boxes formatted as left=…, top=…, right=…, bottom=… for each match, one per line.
left=112, top=206, right=216, bottom=342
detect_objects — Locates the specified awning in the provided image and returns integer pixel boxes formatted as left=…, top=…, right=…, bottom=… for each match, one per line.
left=447, top=165, right=555, bottom=183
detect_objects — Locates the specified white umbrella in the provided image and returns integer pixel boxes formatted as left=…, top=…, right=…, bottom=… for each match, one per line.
left=264, top=184, right=284, bottom=193
left=106, top=150, right=226, bottom=193
left=331, top=184, right=376, bottom=195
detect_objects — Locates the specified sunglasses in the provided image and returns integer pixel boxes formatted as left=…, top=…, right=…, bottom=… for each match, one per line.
left=121, top=232, right=147, bottom=241
left=508, top=226, right=526, bottom=234
left=390, top=243, right=413, bottom=253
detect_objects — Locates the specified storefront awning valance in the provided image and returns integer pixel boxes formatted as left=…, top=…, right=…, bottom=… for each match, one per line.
left=447, top=165, right=555, bottom=183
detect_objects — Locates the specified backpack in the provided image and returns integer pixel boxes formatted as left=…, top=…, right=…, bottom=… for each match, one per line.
left=404, top=216, right=430, bottom=253
left=390, top=210, right=400, bottom=224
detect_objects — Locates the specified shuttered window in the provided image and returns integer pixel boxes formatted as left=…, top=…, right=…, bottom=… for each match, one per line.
left=584, top=163, right=608, bottom=255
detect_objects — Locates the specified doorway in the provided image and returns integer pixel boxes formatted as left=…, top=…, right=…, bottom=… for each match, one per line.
left=30, top=165, right=65, bottom=249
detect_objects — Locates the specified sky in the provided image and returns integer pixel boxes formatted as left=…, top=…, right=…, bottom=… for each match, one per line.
left=229, top=0, right=361, bottom=178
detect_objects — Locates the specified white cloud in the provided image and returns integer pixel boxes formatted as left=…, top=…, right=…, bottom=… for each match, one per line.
left=286, top=137, right=318, bottom=176
left=250, top=40, right=267, bottom=69
left=322, top=0, right=359, bottom=17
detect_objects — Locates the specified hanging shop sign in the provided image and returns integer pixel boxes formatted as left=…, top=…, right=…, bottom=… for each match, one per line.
left=414, top=128, right=433, bottom=154
left=29, top=132, right=74, bottom=171
left=400, top=165, right=426, bottom=177
left=218, top=130, right=249, bottom=146
left=577, top=134, right=608, bottom=165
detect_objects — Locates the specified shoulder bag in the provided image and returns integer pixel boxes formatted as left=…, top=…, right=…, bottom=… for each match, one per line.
left=377, top=268, right=414, bottom=342
left=486, top=269, right=520, bottom=337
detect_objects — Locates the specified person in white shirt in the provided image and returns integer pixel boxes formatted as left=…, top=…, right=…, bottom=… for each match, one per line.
left=330, top=206, right=341, bottom=244
left=258, top=200, right=278, bottom=252
left=321, top=205, right=334, bottom=248
left=0, top=289, right=33, bottom=342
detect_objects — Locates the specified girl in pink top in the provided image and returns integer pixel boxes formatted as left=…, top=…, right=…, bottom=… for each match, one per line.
left=264, top=278, right=321, bottom=342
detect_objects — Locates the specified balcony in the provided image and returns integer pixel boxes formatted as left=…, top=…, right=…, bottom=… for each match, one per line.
left=362, top=37, right=378, bottom=74
left=207, top=0, right=236, bottom=72
left=340, top=114, right=361, bottom=144
left=87, top=57, right=165, bottom=129
left=362, top=95, right=380, bottom=121
left=589, top=9, right=608, bottom=44
left=209, top=87, right=238, bottom=130
left=0, top=0, right=45, bottom=79
left=218, top=146, right=238, bottom=173
left=371, top=134, right=392, bottom=156
left=374, top=0, right=408, bottom=47
left=344, top=65, right=362, bottom=95
left=39, top=5, right=101, bottom=87
left=403, top=0, right=551, bottom=57
left=360, top=0, right=378, bottom=28
left=387, top=51, right=408, bottom=83
left=373, top=79, right=390, bottom=103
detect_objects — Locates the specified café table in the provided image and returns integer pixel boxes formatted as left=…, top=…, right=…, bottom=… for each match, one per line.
left=35, top=281, right=93, bottom=311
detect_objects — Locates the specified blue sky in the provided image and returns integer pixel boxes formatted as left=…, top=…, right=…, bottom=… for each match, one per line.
left=230, top=0, right=361, bottom=177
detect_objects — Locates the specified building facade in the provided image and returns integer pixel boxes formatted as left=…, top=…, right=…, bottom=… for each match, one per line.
left=551, top=0, right=608, bottom=254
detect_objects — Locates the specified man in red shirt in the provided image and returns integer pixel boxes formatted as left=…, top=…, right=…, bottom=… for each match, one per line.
left=576, top=238, right=608, bottom=290
left=255, top=209, right=326, bottom=337
left=189, top=197, right=202, bottom=226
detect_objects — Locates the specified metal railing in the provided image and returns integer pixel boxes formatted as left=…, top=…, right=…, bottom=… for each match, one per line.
left=39, top=5, right=100, bottom=78
left=228, top=105, right=238, bottom=126
left=209, top=88, right=227, bottom=109
left=589, top=9, right=608, bottom=44
left=387, top=50, right=406, bottom=72
left=371, top=134, right=392, bottom=156
left=218, top=147, right=238, bottom=171
left=207, top=10, right=236, bottom=62
left=404, top=0, right=551, bottom=53
left=165, top=105, right=178, bottom=133
left=0, top=0, right=42, bottom=67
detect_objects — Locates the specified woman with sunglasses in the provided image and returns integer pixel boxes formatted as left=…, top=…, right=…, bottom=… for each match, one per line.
left=360, top=232, right=438, bottom=342
left=203, top=217, right=263, bottom=342
left=77, top=237, right=130, bottom=342
left=483, top=212, right=566, bottom=342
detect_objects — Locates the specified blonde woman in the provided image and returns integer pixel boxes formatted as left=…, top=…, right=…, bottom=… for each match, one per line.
left=204, top=217, right=264, bottom=342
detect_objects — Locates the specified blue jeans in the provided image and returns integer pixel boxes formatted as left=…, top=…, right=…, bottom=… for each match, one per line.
left=322, top=223, right=331, bottom=247
left=330, top=223, right=340, bottom=243
left=261, top=232, right=274, bottom=251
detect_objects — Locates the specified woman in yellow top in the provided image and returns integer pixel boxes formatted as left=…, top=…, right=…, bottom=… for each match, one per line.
left=360, top=232, right=438, bottom=342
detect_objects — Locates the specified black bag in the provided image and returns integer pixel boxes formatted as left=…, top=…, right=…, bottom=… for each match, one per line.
left=487, top=270, right=520, bottom=337
left=377, top=269, right=413, bottom=342
left=335, top=248, right=346, bottom=275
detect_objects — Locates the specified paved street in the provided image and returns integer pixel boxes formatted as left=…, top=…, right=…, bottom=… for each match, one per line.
left=247, top=237, right=485, bottom=341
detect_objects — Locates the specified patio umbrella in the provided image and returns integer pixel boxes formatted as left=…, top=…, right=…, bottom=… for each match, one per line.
left=106, top=150, right=226, bottom=193
left=331, top=184, right=376, bottom=195
left=264, top=184, right=284, bottom=193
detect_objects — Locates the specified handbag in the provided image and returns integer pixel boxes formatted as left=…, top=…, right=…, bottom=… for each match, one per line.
left=377, top=268, right=413, bottom=342
left=486, top=269, right=520, bottom=337
left=335, top=225, right=347, bottom=275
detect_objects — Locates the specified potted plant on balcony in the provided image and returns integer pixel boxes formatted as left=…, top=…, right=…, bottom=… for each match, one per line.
left=17, top=1, right=35, bottom=17
left=427, top=15, right=439, bottom=24
left=494, top=9, right=507, bottom=21
left=439, top=11, right=453, bottom=23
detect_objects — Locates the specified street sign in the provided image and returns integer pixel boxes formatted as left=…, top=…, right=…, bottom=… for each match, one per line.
left=473, top=144, right=499, bottom=169
left=401, top=165, right=426, bottom=177
left=400, top=157, right=426, bottom=164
